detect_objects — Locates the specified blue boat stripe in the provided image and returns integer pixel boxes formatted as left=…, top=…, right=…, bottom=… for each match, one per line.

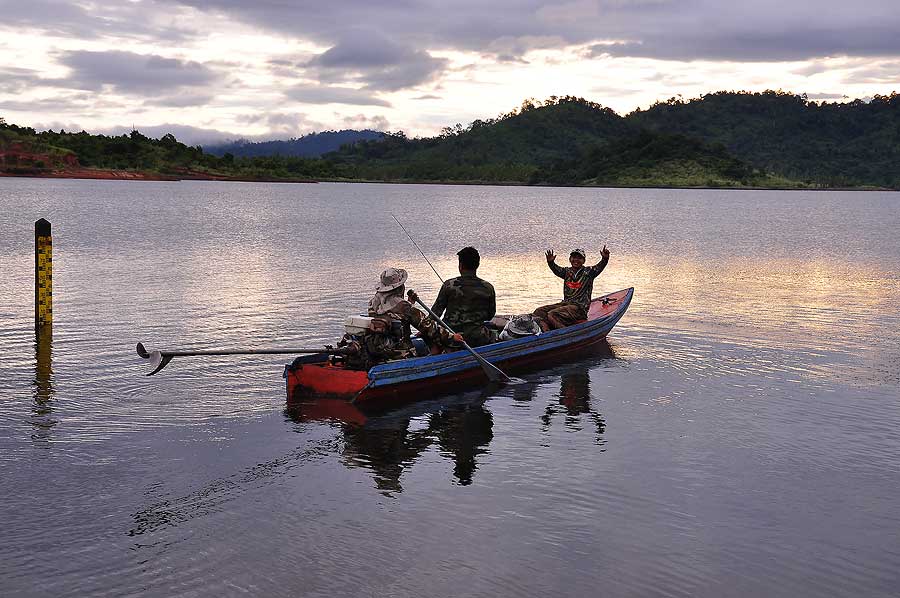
left=367, top=288, right=632, bottom=387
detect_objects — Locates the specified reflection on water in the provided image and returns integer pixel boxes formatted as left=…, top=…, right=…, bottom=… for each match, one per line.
left=288, top=391, right=496, bottom=494
left=3, top=181, right=900, bottom=598
left=31, top=328, right=56, bottom=444
left=542, top=369, right=607, bottom=445
left=287, top=343, right=620, bottom=494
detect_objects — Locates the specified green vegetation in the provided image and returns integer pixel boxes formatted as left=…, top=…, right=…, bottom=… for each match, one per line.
left=629, top=90, right=900, bottom=187
left=0, top=120, right=337, bottom=180
left=329, top=97, right=636, bottom=183
left=3, top=90, right=899, bottom=188
left=529, top=131, right=801, bottom=188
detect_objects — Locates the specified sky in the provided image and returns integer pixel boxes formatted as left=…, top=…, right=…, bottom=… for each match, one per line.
left=1, top=0, right=899, bottom=145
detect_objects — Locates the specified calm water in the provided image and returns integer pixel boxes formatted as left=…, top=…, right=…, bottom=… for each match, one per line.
left=1, top=179, right=899, bottom=597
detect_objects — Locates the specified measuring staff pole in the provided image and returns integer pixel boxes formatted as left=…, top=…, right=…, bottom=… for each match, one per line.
left=35, top=218, right=52, bottom=332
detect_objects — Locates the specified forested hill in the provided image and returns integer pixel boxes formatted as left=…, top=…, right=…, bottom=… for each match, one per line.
left=628, top=91, right=900, bottom=187
left=204, top=129, right=384, bottom=158
left=327, top=97, right=637, bottom=181
left=3, top=91, right=899, bottom=188
left=529, top=130, right=796, bottom=188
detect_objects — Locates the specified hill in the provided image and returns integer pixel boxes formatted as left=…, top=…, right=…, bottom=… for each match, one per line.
left=529, top=130, right=799, bottom=188
left=0, top=120, right=337, bottom=181
left=628, top=91, right=900, bottom=187
left=327, top=96, right=639, bottom=182
left=203, top=130, right=385, bottom=158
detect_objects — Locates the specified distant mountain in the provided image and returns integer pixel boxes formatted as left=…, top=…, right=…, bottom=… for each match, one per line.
left=627, top=91, right=900, bottom=187
left=204, top=130, right=385, bottom=158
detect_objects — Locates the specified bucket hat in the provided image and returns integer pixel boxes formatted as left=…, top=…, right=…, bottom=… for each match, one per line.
left=570, top=248, right=586, bottom=259
left=376, top=267, right=408, bottom=292
left=501, top=314, right=542, bottom=339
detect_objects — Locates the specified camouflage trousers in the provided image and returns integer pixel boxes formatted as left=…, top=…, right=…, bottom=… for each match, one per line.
left=532, top=301, right=587, bottom=330
left=458, top=324, right=499, bottom=347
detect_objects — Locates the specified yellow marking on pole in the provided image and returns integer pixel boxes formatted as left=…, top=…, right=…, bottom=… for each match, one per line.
left=35, top=219, right=52, bottom=328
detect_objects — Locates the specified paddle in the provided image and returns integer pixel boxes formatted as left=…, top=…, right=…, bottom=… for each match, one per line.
left=409, top=294, right=511, bottom=384
left=136, top=342, right=344, bottom=376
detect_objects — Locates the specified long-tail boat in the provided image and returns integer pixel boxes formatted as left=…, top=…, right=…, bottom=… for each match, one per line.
left=284, top=287, right=633, bottom=406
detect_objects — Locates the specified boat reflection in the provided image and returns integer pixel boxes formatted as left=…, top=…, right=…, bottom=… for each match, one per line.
left=286, top=341, right=618, bottom=492
left=286, top=391, right=494, bottom=494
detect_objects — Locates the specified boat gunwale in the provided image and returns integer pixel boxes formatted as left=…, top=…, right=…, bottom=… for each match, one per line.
left=285, top=287, right=633, bottom=400
left=367, top=289, right=632, bottom=384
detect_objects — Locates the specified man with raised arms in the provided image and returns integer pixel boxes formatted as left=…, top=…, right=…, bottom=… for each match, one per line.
left=532, top=246, right=610, bottom=332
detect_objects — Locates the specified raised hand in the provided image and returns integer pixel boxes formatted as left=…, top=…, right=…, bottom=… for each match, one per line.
left=600, top=244, right=610, bottom=259
left=545, top=249, right=556, bottom=263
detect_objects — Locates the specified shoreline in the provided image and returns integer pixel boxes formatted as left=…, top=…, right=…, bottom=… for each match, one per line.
left=0, top=169, right=317, bottom=184
left=1, top=170, right=894, bottom=191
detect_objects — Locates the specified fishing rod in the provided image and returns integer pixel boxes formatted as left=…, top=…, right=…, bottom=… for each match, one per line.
left=391, top=214, right=512, bottom=385
left=391, top=213, right=444, bottom=283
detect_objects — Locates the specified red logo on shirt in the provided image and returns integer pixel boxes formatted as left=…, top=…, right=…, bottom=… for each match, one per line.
left=565, top=281, right=582, bottom=289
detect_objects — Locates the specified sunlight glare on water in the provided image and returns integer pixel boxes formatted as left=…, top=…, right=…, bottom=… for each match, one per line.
left=1, top=179, right=899, bottom=598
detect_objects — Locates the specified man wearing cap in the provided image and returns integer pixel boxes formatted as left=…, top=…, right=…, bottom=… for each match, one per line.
left=426, top=247, right=498, bottom=347
left=367, top=267, right=461, bottom=356
left=532, top=245, right=611, bottom=331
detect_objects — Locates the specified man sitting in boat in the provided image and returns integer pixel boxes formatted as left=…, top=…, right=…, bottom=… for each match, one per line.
left=422, top=246, right=498, bottom=347
left=353, top=267, right=461, bottom=366
left=532, top=246, right=610, bottom=332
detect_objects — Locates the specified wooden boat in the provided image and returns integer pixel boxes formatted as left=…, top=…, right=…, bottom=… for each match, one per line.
left=284, top=287, right=633, bottom=406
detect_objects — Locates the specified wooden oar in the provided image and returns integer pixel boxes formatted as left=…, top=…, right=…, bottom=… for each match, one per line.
left=136, top=342, right=343, bottom=376
left=410, top=295, right=511, bottom=384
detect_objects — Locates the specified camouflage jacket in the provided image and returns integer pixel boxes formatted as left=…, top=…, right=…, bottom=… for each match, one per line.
left=431, top=273, right=496, bottom=333
left=549, top=255, right=609, bottom=310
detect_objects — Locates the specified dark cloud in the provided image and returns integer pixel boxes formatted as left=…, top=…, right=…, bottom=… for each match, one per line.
left=305, top=32, right=449, bottom=91
left=162, top=0, right=900, bottom=63
left=1, top=92, right=129, bottom=113
left=144, top=93, right=215, bottom=108
left=57, top=50, right=220, bottom=94
left=592, top=24, right=900, bottom=62
left=285, top=85, right=392, bottom=107
left=0, top=67, right=43, bottom=93
left=412, top=94, right=442, bottom=100
left=0, top=0, right=196, bottom=43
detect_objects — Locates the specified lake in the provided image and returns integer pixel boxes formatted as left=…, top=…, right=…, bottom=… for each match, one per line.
left=1, top=178, right=899, bottom=597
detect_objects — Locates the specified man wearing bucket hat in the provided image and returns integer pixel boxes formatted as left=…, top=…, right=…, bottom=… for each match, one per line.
left=367, top=267, right=462, bottom=354
left=532, top=245, right=610, bottom=331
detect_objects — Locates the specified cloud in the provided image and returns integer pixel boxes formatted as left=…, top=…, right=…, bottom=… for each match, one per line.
left=0, top=0, right=197, bottom=43
left=304, top=32, right=449, bottom=91
left=0, top=66, right=43, bottom=93
left=285, top=85, right=392, bottom=107
left=143, top=93, right=216, bottom=108
left=340, top=113, right=390, bottom=131
left=238, top=112, right=326, bottom=139
left=99, top=123, right=243, bottom=146
left=163, top=0, right=900, bottom=64
left=840, top=61, right=900, bottom=84
left=803, top=92, right=850, bottom=100
left=57, top=50, right=221, bottom=94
